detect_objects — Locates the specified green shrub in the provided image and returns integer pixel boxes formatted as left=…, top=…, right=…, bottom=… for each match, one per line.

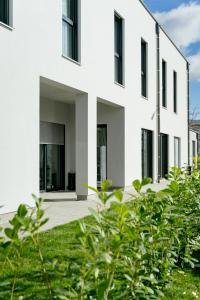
left=0, top=168, right=200, bottom=299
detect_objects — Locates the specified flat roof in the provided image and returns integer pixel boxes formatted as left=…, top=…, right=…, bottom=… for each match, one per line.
left=139, top=0, right=188, bottom=63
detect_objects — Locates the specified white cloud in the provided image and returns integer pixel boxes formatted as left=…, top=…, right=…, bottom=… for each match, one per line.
left=154, top=1, right=200, bottom=50
left=154, top=1, right=200, bottom=81
left=188, top=51, right=200, bottom=82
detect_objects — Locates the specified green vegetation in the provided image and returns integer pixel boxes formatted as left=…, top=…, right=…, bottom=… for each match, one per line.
left=0, top=167, right=200, bottom=299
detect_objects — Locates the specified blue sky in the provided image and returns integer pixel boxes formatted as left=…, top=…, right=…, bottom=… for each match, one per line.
left=144, top=0, right=200, bottom=111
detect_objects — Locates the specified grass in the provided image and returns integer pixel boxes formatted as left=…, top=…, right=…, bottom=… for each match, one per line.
left=0, top=215, right=199, bottom=299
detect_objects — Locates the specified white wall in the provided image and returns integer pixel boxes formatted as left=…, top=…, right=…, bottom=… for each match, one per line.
left=0, top=0, right=188, bottom=213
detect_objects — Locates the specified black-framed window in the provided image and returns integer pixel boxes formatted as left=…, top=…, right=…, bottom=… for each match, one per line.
left=141, top=39, right=148, bottom=97
left=173, top=71, right=177, bottom=113
left=114, top=13, right=123, bottom=85
left=174, top=137, right=181, bottom=167
left=0, top=0, right=9, bottom=25
left=162, top=60, right=167, bottom=107
left=192, top=140, right=196, bottom=157
left=62, top=0, right=78, bottom=61
left=141, top=129, right=153, bottom=179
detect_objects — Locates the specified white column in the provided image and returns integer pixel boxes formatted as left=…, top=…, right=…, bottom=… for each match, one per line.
left=75, top=93, right=97, bottom=198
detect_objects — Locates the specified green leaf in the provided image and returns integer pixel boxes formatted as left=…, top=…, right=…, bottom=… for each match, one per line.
left=132, top=179, right=142, bottom=193
left=83, top=184, right=99, bottom=194
left=4, top=228, right=14, bottom=239
left=17, top=204, right=28, bottom=217
left=114, top=189, right=124, bottom=202
left=142, top=177, right=152, bottom=186
left=101, top=179, right=112, bottom=192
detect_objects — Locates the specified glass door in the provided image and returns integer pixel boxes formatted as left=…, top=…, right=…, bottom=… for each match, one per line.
left=142, top=129, right=153, bottom=179
left=40, top=144, right=65, bottom=192
left=97, top=125, right=107, bottom=187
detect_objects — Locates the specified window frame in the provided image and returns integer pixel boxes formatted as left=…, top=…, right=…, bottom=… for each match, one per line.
left=114, top=12, right=124, bottom=86
left=141, top=38, right=148, bottom=98
left=162, top=59, right=167, bottom=108
left=62, top=0, right=79, bottom=62
left=173, top=70, right=177, bottom=113
left=174, top=137, right=181, bottom=167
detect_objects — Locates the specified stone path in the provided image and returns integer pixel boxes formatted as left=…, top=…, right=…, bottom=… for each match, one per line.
left=0, top=181, right=168, bottom=232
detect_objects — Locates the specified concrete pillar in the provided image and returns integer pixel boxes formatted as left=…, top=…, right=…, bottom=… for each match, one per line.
left=75, top=93, right=97, bottom=198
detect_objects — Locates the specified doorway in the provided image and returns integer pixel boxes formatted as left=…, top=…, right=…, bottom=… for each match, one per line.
left=40, top=122, right=65, bottom=192
left=142, top=129, right=153, bottom=179
left=97, top=125, right=107, bottom=187
left=161, top=133, right=169, bottom=178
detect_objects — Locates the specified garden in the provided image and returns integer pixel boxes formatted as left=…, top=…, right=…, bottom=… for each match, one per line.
left=0, top=167, right=200, bottom=299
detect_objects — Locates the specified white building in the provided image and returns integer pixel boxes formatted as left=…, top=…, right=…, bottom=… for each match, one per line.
left=0, top=0, right=189, bottom=213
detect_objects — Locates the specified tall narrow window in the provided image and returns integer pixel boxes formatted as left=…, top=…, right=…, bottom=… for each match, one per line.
left=162, top=60, right=167, bottom=107
left=174, top=137, right=180, bottom=167
left=192, top=140, right=196, bottom=157
left=142, top=129, right=153, bottom=179
left=0, top=0, right=9, bottom=25
left=62, top=0, right=78, bottom=61
left=173, top=71, right=177, bottom=113
left=141, top=39, right=148, bottom=97
left=114, top=13, right=123, bottom=85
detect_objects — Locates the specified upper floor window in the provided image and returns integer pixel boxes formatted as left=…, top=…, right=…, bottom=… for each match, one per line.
left=162, top=60, right=167, bottom=108
left=62, top=0, right=78, bottom=62
left=141, top=39, right=148, bottom=98
left=114, top=13, right=123, bottom=85
left=0, top=0, right=10, bottom=26
left=173, top=71, right=177, bottom=113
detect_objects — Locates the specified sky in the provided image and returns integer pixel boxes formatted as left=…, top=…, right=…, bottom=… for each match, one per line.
left=144, top=0, right=200, bottom=113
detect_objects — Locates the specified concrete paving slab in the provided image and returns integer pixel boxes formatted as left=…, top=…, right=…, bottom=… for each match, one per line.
left=0, top=181, right=168, bottom=232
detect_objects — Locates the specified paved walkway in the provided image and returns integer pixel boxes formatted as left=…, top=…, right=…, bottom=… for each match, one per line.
left=0, top=181, right=168, bottom=232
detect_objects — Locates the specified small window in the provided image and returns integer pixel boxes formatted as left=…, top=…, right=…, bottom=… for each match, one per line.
left=162, top=60, right=167, bottom=107
left=62, top=0, right=78, bottom=61
left=0, top=0, right=10, bottom=26
left=141, top=39, right=148, bottom=98
left=173, top=71, right=177, bottom=113
left=174, top=137, right=181, bottom=167
left=192, top=140, right=196, bottom=157
left=114, top=13, right=123, bottom=85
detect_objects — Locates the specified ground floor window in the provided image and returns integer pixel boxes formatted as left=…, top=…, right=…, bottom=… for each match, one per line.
left=0, top=0, right=9, bottom=25
left=141, top=129, right=153, bottom=179
left=160, top=133, right=169, bottom=178
left=192, top=140, right=196, bottom=157
left=97, top=125, right=107, bottom=187
left=174, top=137, right=181, bottom=167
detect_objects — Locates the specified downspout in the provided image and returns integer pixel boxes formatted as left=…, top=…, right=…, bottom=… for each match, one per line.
left=187, top=62, right=190, bottom=165
left=156, top=23, right=161, bottom=182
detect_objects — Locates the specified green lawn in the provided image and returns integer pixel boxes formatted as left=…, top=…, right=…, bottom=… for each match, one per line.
left=0, top=215, right=199, bottom=299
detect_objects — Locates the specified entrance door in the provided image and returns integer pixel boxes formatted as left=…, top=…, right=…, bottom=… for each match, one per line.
left=161, top=133, right=168, bottom=178
left=40, top=145, right=65, bottom=191
left=40, top=122, right=65, bottom=192
left=97, top=125, right=107, bottom=187
left=142, top=129, right=153, bottom=179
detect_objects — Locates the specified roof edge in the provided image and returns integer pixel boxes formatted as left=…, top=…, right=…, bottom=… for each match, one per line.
left=138, top=0, right=188, bottom=63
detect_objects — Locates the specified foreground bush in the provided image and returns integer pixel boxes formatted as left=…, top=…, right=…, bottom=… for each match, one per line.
left=0, top=167, right=200, bottom=299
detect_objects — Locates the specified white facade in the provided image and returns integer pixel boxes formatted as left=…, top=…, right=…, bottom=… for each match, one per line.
left=0, top=0, right=188, bottom=213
